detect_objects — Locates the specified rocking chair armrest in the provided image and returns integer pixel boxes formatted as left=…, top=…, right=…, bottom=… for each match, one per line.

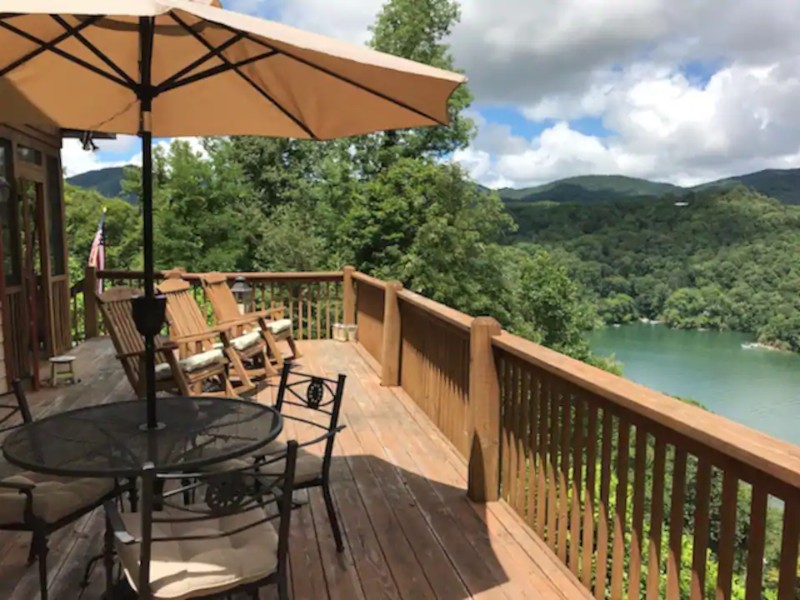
left=218, top=315, right=261, bottom=330
left=117, top=340, right=178, bottom=360
left=171, top=331, right=223, bottom=345
left=253, top=306, right=286, bottom=320
left=104, top=500, right=136, bottom=545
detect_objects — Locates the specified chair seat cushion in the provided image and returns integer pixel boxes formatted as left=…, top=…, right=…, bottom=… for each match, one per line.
left=0, top=472, right=115, bottom=525
left=116, top=505, right=279, bottom=600
left=155, top=362, right=173, bottom=381
left=230, top=330, right=262, bottom=352
left=266, top=319, right=293, bottom=339
left=179, top=349, right=225, bottom=373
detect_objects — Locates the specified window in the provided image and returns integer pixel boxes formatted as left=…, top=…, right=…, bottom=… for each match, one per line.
left=46, top=155, right=66, bottom=276
left=17, top=144, right=42, bottom=166
left=0, top=139, right=21, bottom=286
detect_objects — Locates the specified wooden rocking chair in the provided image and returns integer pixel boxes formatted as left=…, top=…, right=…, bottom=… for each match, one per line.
left=201, top=272, right=301, bottom=365
left=156, top=277, right=264, bottom=391
left=97, top=287, right=237, bottom=398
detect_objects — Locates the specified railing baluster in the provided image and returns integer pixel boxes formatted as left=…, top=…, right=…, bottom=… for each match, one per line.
left=628, top=428, right=647, bottom=600
left=715, top=470, right=739, bottom=600
left=558, top=383, right=571, bottom=563
left=536, top=372, right=549, bottom=538
left=611, top=419, right=630, bottom=599
left=666, top=448, right=688, bottom=600
left=518, top=361, right=531, bottom=519
left=690, top=460, right=712, bottom=600
left=526, top=368, right=540, bottom=529
left=547, top=376, right=559, bottom=550
left=595, top=409, right=613, bottom=600
left=777, top=498, right=799, bottom=600
left=744, top=487, right=768, bottom=600
left=646, top=439, right=667, bottom=600
left=582, top=401, right=598, bottom=589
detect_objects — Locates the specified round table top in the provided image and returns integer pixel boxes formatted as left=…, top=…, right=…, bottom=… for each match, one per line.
left=2, top=397, right=282, bottom=478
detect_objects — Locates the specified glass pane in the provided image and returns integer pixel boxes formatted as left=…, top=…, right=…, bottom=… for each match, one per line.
left=0, top=139, right=21, bottom=286
left=17, top=145, right=42, bottom=165
left=46, top=156, right=65, bottom=276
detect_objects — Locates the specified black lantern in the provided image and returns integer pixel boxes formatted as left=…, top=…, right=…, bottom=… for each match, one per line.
left=230, top=276, right=253, bottom=315
left=0, top=177, right=10, bottom=204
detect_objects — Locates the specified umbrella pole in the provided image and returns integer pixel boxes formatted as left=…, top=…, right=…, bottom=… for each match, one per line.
left=141, top=129, right=157, bottom=429
left=130, top=16, right=163, bottom=430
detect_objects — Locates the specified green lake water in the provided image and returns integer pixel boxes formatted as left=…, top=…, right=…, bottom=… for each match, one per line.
left=588, top=324, right=800, bottom=446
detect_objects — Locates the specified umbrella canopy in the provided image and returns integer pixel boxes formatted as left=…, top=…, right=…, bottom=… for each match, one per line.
left=0, top=0, right=465, bottom=428
left=0, top=0, right=465, bottom=138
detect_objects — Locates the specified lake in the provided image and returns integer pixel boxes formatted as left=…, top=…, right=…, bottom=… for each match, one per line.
left=588, top=323, right=800, bottom=446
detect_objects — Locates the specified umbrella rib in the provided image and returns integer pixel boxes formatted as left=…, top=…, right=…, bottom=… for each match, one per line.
left=214, top=23, right=449, bottom=127
left=0, top=19, right=130, bottom=89
left=0, top=15, right=102, bottom=78
left=169, top=12, right=319, bottom=140
left=157, top=30, right=248, bottom=91
left=156, top=50, right=278, bottom=95
left=50, top=15, right=137, bottom=89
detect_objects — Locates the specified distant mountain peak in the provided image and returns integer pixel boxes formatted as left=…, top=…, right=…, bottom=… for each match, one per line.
left=66, top=165, right=138, bottom=203
left=496, top=168, right=800, bottom=205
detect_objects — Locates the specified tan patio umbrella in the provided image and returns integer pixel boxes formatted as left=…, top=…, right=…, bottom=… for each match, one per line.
left=0, top=0, right=466, bottom=428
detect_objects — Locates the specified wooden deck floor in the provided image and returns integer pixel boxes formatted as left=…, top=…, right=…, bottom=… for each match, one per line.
left=1, top=338, right=590, bottom=599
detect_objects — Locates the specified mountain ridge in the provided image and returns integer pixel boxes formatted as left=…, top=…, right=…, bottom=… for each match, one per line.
left=495, top=169, right=800, bottom=205
left=66, top=164, right=800, bottom=206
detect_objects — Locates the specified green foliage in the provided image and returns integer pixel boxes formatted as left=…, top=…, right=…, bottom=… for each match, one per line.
left=508, top=187, right=800, bottom=351
left=64, top=183, right=141, bottom=281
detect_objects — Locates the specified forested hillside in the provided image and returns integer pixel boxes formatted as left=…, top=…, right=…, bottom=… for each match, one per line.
left=508, top=188, right=800, bottom=351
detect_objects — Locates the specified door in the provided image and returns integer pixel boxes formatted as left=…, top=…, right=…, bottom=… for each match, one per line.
left=15, top=177, right=51, bottom=388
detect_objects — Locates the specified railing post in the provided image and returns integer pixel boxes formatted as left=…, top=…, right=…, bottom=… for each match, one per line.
left=84, top=265, right=99, bottom=339
left=468, top=316, right=502, bottom=502
left=381, top=281, right=402, bottom=387
left=343, top=266, right=356, bottom=326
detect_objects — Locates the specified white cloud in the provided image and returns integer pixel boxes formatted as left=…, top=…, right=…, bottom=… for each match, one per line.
left=62, top=136, right=209, bottom=177
left=462, top=60, right=800, bottom=188
left=61, top=0, right=800, bottom=189
left=61, top=139, right=132, bottom=178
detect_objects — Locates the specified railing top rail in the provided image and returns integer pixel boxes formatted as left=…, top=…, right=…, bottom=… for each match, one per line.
left=493, top=330, right=800, bottom=492
left=96, top=269, right=344, bottom=283
left=352, top=271, right=388, bottom=290
left=397, top=289, right=473, bottom=333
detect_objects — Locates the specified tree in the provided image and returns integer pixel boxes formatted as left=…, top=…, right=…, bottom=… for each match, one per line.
left=352, top=0, right=475, bottom=175
left=64, top=184, right=141, bottom=281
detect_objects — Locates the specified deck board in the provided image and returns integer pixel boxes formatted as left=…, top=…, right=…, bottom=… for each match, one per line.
left=1, top=338, right=590, bottom=599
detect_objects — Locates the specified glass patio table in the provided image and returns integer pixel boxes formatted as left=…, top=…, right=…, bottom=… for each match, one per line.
left=2, top=397, right=282, bottom=479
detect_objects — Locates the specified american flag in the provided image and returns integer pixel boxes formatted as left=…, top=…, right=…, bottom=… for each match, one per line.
left=88, top=207, right=106, bottom=293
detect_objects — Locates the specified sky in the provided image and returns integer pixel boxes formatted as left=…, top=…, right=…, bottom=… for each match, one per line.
left=62, top=0, right=800, bottom=190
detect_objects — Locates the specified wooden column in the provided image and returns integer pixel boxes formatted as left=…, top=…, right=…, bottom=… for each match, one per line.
left=342, top=266, right=356, bottom=326
left=84, top=265, right=99, bottom=339
left=380, top=281, right=402, bottom=387
left=468, top=316, right=502, bottom=502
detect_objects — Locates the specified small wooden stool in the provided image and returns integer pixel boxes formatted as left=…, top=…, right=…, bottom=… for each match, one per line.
left=49, top=355, right=78, bottom=387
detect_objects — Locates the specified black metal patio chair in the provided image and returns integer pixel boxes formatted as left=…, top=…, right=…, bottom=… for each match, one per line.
left=104, top=441, right=299, bottom=599
left=0, top=381, right=131, bottom=600
left=275, top=364, right=347, bottom=552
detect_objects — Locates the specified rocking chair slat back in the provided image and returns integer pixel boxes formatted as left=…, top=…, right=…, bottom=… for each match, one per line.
left=201, top=273, right=241, bottom=324
left=157, top=278, right=212, bottom=341
left=97, top=287, right=173, bottom=394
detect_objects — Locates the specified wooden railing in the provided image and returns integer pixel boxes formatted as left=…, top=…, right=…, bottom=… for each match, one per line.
left=346, top=271, right=800, bottom=600
left=352, top=271, right=386, bottom=364
left=71, top=266, right=800, bottom=599
left=73, top=267, right=344, bottom=343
